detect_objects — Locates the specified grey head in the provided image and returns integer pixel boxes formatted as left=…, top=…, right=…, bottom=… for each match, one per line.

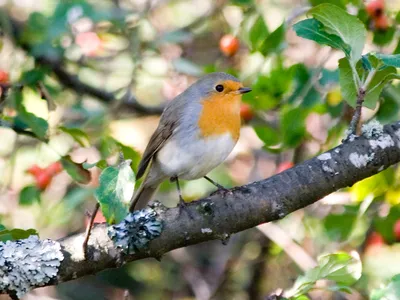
left=188, top=72, right=241, bottom=98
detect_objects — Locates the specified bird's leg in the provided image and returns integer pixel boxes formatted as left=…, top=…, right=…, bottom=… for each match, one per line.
left=204, top=176, right=230, bottom=193
left=171, top=176, right=192, bottom=216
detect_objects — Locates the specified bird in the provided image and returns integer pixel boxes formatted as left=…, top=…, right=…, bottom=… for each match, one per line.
left=129, top=72, right=252, bottom=212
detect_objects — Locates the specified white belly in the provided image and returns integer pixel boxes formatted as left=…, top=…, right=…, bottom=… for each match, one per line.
left=156, top=133, right=236, bottom=180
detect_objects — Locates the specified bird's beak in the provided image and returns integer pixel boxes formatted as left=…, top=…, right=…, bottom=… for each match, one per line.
left=237, top=87, right=252, bottom=94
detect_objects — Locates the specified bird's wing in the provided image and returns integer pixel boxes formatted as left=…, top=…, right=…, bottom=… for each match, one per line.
left=136, top=99, right=184, bottom=179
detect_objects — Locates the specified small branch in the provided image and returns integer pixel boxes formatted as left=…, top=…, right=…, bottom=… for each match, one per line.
left=37, top=82, right=56, bottom=111
left=257, top=223, right=317, bottom=271
left=82, top=202, right=100, bottom=257
left=37, top=56, right=164, bottom=115
left=247, top=235, right=271, bottom=300
left=291, top=49, right=332, bottom=106
left=348, top=88, right=366, bottom=136
left=1, top=11, right=164, bottom=116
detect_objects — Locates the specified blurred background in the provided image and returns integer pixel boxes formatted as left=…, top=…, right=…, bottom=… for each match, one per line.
left=0, top=0, right=400, bottom=299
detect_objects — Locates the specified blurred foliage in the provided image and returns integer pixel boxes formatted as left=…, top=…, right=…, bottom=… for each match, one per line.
left=0, top=0, right=400, bottom=299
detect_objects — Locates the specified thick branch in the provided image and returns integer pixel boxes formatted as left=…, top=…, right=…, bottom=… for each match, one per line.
left=1, top=120, right=398, bottom=297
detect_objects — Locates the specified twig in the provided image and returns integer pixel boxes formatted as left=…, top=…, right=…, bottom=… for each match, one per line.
left=37, top=82, right=56, bottom=111
left=1, top=12, right=164, bottom=116
left=257, top=223, right=317, bottom=272
left=37, top=57, right=164, bottom=115
left=247, top=235, right=271, bottom=300
left=169, top=248, right=212, bottom=300
left=82, top=202, right=100, bottom=257
left=291, top=49, right=332, bottom=106
left=347, top=88, right=366, bottom=135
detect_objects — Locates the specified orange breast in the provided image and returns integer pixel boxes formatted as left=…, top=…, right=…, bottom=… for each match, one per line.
left=198, top=93, right=241, bottom=141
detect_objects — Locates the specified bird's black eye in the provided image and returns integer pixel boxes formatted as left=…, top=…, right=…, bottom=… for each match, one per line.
left=215, top=84, right=224, bottom=92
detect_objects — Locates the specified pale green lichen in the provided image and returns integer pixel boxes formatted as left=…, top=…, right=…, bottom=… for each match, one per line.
left=108, top=207, right=163, bottom=254
left=0, top=235, right=64, bottom=298
left=361, top=120, right=384, bottom=139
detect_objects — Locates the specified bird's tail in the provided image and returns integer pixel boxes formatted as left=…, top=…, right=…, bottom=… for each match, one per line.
left=129, top=183, right=159, bottom=212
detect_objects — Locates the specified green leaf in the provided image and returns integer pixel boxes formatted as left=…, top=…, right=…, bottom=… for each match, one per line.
left=0, top=228, right=38, bottom=242
left=94, top=160, right=134, bottom=224
left=309, top=0, right=346, bottom=8
left=243, top=67, right=295, bottom=110
left=248, top=15, right=269, bottom=50
left=288, top=63, right=321, bottom=108
left=281, top=107, right=307, bottom=148
left=12, top=89, right=49, bottom=140
left=339, top=57, right=397, bottom=109
left=231, top=0, right=253, bottom=6
left=323, top=206, right=358, bottom=241
left=373, top=26, right=396, bottom=46
left=83, top=160, right=107, bottom=170
left=259, top=23, right=286, bottom=56
left=21, top=12, right=49, bottom=44
left=117, top=141, right=141, bottom=170
left=19, top=185, right=41, bottom=206
left=254, top=126, right=280, bottom=146
left=288, top=252, right=361, bottom=297
left=394, top=39, right=400, bottom=55
left=61, top=156, right=92, bottom=184
left=21, top=69, right=46, bottom=86
left=293, top=19, right=350, bottom=55
left=377, top=86, right=400, bottom=123
left=59, top=126, right=90, bottom=147
left=374, top=206, right=400, bottom=244
left=375, top=54, right=400, bottom=68
left=371, top=274, right=400, bottom=300
left=309, top=3, right=366, bottom=62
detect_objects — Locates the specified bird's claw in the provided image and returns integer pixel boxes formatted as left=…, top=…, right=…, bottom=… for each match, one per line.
left=178, top=197, right=194, bottom=219
left=210, top=187, right=232, bottom=197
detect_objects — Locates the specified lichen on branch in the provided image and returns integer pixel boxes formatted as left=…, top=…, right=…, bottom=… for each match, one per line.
left=0, top=235, right=64, bottom=298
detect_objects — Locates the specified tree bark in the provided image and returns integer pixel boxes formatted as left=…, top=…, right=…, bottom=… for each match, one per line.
left=1, top=120, right=397, bottom=297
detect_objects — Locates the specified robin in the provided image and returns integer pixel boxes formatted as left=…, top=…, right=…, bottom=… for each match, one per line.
left=129, top=72, right=252, bottom=212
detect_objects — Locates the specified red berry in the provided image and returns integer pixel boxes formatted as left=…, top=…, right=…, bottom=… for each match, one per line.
left=374, top=15, right=389, bottom=30
left=366, top=231, right=385, bottom=247
left=219, top=34, right=240, bottom=57
left=35, top=172, right=52, bottom=190
left=240, top=103, right=254, bottom=122
left=393, top=220, right=400, bottom=241
left=27, top=165, right=44, bottom=177
left=0, top=70, right=9, bottom=83
left=45, top=161, right=63, bottom=176
left=366, top=0, right=385, bottom=18
left=276, top=161, right=294, bottom=174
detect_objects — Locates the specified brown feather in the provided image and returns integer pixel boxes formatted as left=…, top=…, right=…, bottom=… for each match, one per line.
left=136, top=120, right=177, bottom=179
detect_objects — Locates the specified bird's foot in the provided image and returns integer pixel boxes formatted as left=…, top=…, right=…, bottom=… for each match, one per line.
left=210, top=186, right=232, bottom=197
left=178, top=197, right=194, bottom=218
left=204, top=176, right=231, bottom=197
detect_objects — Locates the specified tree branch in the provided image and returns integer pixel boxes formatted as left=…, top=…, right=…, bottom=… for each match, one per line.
left=2, top=120, right=400, bottom=297
left=1, top=11, right=164, bottom=116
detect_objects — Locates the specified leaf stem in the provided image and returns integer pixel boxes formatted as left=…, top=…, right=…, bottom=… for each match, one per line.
left=82, top=202, right=100, bottom=258
left=361, top=68, right=377, bottom=91
left=349, top=61, right=362, bottom=89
